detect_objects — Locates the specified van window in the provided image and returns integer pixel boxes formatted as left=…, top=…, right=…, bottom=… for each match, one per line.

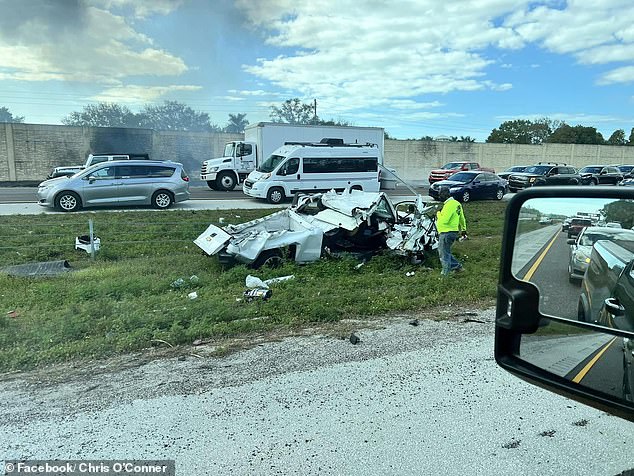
left=277, top=158, right=299, bottom=176
left=148, top=166, right=176, bottom=178
left=303, top=157, right=378, bottom=174
left=91, top=166, right=115, bottom=179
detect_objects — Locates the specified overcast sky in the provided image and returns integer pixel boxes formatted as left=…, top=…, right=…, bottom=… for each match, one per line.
left=1, top=0, right=634, bottom=140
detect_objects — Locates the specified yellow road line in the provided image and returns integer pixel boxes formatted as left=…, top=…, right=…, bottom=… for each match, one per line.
left=572, top=337, right=618, bottom=384
left=522, top=231, right=560, bottom=282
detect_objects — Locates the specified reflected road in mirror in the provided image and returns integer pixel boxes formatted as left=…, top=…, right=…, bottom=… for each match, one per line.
left=521, top=319, right=634, bottom=404
left=512, top=198, right=634, bottom=326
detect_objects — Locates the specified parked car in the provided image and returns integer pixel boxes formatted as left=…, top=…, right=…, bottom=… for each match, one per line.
left=507, top=163, right=582, bottom=192
left=37, top=160, right=190, bottom=212
left=578, top=165, right=623, bottom=185
left=619, top=178, right=634, bottom=187
left=567, top=217, right=592, bottom=238
left=497, top=165, right=528, bottom=181
left=427, top=161, right=495, bottom=184
left=616, top=164, right=634, bottom=179
left=567, top=226, right=634, bottom=282
left=195, top=189, right=438, bottom=268
left=428, top=171, right=506, bottom=202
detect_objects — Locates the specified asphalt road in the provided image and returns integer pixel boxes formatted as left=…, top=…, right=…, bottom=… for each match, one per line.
left=514, top=225, right=629, bottom=402
left=1, top=310, right=633, bottom=476
left=0, top=185, right=431, bottom=203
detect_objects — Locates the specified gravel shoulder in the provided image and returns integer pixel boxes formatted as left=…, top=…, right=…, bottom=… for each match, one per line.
left=1, top=307, right=633, bottom=476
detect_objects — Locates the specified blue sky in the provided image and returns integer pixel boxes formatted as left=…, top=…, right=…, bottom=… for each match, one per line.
left=1, top=0, right=634, bottom=141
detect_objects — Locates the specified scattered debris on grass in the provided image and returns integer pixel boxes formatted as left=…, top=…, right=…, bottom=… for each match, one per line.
left=573, top=419, right=589, bottom=427
left=349, top=333, right=361, bottom=345
left=539, top=430, right=556, bottom=437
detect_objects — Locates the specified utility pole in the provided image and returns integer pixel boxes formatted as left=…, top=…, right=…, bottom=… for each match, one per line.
left=313, top=99, right=317, bottom=121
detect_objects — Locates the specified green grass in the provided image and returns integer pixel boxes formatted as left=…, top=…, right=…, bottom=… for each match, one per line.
left=0, top=201, right=506, bottom=371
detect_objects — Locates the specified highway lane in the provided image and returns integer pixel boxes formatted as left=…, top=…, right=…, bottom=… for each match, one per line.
left=515, top=227, right=630, bottom=402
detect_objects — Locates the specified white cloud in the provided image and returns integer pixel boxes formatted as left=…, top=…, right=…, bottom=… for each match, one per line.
left=598, top=66, right=634, bottom=85
left=236, top=0, right=527, bottom=116
left=0, top=6, right=188, bottom=83
left=506, top=1, right=634, bottom=70
left=94, top=0, right=185, bottom=19
left=90, top=84, right=202, bottom=103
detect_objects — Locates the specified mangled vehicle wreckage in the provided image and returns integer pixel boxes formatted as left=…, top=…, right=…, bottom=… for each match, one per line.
left=194, top=189, right=439, bottom=268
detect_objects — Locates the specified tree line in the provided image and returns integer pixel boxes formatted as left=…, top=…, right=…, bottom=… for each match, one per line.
left=486, top=118, right=634, bottom=146
left=0, top=98, right=351, bottom=134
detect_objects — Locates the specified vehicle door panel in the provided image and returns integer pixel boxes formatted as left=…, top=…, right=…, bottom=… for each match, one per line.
left=81, top=166, right=119, bottom=205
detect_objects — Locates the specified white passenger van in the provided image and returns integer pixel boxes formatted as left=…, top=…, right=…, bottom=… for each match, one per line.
left=242, top=142, right=381, bottom=203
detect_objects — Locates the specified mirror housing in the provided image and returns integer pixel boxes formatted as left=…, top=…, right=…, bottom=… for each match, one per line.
left=496, top=186, right=634, bottom=422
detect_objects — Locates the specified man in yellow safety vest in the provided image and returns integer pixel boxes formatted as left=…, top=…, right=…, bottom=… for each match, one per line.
left=436, top=187, right=467, bottom=276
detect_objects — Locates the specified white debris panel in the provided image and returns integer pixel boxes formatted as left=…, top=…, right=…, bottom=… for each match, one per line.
left=194, top=189, right=438, bottom=266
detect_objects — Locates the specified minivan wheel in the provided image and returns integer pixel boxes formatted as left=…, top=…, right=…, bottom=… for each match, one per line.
left=55, top=191, right=81, bottom=212
left=216, top=172, right=236, bottom=191
left=266, top=187, right=285, bottom=204
left=152, top=190, right=173, bottom=209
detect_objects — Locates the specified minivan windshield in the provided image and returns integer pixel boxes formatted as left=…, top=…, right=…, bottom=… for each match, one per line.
left=258, top=154, right=287, bottom=173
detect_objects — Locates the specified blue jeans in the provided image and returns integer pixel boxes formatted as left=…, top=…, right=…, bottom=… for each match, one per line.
left=438, top=231, right=462, bottom=275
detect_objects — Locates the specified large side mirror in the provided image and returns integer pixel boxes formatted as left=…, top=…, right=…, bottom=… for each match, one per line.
left=497, top=186, right=634, bottom=421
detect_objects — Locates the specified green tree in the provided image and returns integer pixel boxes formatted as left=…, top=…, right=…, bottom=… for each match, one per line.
left=627, top=127, right=634, bottom=146
left=269, top=98, right=317, bottom=124
left=459, top=136, right=476, bottom=143
left=547, top=124, right=605, bottom=144
left=316, top=118, right=353, bottom=126
left=420, top=135, right=434, bottom=141
left=224, top=113, right=249, bottom=133
left=62, top=103, right=139, bottom=127
left=487, top=119, right=536, bottom=144
left=607, top=129, right=626, bottom=145
left=0, top=106, right=25, bottom=123
left=138, top=101, right=218, bottom=132
left=486, top=118, right=559, bottom=144
left=601, top=200, right=634, bottom=229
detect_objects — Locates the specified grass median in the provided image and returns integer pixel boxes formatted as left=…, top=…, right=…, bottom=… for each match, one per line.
left=0, top=201, right=506, bottom=371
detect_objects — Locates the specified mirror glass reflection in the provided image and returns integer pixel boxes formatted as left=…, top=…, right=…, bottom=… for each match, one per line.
left=521, top=318, right=634, bottom=405
left=512, top=198, right=634, bottom=327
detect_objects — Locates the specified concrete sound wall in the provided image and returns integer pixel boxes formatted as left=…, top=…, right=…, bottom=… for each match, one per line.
left=383, top=140, right=634, bottom=186
left=2, top=123, right=634, bottom=185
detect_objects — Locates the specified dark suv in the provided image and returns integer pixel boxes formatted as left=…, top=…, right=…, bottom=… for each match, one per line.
left=578, top=165, right=623, bottom=185
left=507, top=163, right=581, bottom=192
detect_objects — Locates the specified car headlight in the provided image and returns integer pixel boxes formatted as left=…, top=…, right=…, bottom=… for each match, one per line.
left=574, top=252, right=590, bottom=263
left=449, top=186, right=462, bottom=192
left=259, top=173, right=271, bottom=180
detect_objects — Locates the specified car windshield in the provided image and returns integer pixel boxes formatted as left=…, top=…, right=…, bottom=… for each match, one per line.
left=446, top=172, right=475, bottom=183
left=618, top=165, right=634, bottom=173
left=441, top=162, right=464, bottom=170
left=523, top=166, right=552, bottom=174
left=579, top=166, right=602, bottom=174
left=580, top=231, right=615, bottom=246
left=257, top=154, right=287, bottom=173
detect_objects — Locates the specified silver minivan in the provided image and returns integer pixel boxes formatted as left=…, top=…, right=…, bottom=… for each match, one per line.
left=37, top=160, right=190, bottom=212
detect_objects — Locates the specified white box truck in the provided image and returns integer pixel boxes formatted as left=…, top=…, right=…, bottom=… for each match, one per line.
left=200, top=122, right=385, bottom=191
